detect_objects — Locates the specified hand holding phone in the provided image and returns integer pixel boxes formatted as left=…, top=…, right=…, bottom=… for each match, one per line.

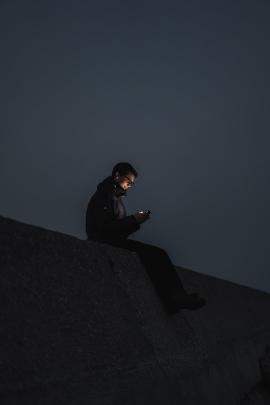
left=134, top=210, right=151, bottom=224
left=139, top=210, right=151, bottom=216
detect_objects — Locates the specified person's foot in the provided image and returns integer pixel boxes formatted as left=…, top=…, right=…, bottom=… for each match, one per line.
left=179, top=294, right=206, bottom=310
left=167, top=292, right=206, bottom=314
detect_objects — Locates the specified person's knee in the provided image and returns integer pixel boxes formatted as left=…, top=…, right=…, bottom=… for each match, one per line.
left=157, top=247, right=168, bottom=257
left=146, top=244, right=167, bottom=256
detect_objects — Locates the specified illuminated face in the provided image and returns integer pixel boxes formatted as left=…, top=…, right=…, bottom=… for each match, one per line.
left=114, top=171, right=136, bottom=191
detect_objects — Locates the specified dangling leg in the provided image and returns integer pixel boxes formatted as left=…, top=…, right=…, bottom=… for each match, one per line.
left=109, top=239, right=188, bottom=309
left=103, top=238, right=206, bottom=313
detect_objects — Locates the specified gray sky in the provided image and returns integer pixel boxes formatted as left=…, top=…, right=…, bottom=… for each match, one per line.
left=1, top=0, right=270, bottom=292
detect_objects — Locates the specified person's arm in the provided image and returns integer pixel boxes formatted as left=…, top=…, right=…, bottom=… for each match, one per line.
left=89, top=195, right=140, bottom=238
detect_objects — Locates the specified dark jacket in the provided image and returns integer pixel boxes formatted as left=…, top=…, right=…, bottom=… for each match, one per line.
left=86, top=175, right=140, bottom=243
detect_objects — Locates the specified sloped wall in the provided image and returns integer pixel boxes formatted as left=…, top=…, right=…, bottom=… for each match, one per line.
left=1, top=215, right=270, bottom=405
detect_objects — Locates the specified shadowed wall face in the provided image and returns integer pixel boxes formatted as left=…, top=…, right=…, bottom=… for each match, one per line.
left=1, top=215, right=270, bottom=404
left=0, top=1, right=270, bottom=292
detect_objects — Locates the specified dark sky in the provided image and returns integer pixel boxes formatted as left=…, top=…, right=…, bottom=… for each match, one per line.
left=1, top=0, right=269, bottom=292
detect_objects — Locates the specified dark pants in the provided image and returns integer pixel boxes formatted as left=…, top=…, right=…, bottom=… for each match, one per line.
left=101, top=238, right=187, bottom=311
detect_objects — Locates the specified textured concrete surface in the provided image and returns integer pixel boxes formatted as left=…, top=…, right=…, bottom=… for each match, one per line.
left=1, top=214, right=270, bottom=405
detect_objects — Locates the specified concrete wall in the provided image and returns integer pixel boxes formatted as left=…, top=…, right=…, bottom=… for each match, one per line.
left=1, top=215, right=270, bottom=404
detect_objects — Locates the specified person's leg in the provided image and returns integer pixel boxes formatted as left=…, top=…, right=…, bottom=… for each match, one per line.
left=105, top=238, right=187, bottom=308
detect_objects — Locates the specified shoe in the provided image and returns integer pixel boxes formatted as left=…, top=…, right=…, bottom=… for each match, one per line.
left=179, top=294, right=206, bottom=310
left=169, top=290, right=199, bottom=303
left=167, top=293, right=206, bottom=314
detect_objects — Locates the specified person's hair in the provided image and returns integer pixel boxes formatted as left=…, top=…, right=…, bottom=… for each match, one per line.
left=112, top=162, right=138, bottom=178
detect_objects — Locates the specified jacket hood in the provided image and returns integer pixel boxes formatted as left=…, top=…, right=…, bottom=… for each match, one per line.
left=97, top=175, right=127, bottom=197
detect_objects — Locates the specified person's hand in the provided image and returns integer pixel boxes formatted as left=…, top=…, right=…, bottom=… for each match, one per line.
left=133, top=210, right=150, bottom=224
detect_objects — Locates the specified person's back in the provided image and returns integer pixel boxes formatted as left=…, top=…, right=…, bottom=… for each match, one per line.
left=85, top=174, right=146, bottom=243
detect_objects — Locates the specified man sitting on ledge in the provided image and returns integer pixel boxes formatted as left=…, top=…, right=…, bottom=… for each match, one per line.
left=85, top=161, right=206, bottom=314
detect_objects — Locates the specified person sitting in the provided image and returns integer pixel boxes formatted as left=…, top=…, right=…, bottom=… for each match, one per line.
left=85, top=161, right=206, bottom=314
